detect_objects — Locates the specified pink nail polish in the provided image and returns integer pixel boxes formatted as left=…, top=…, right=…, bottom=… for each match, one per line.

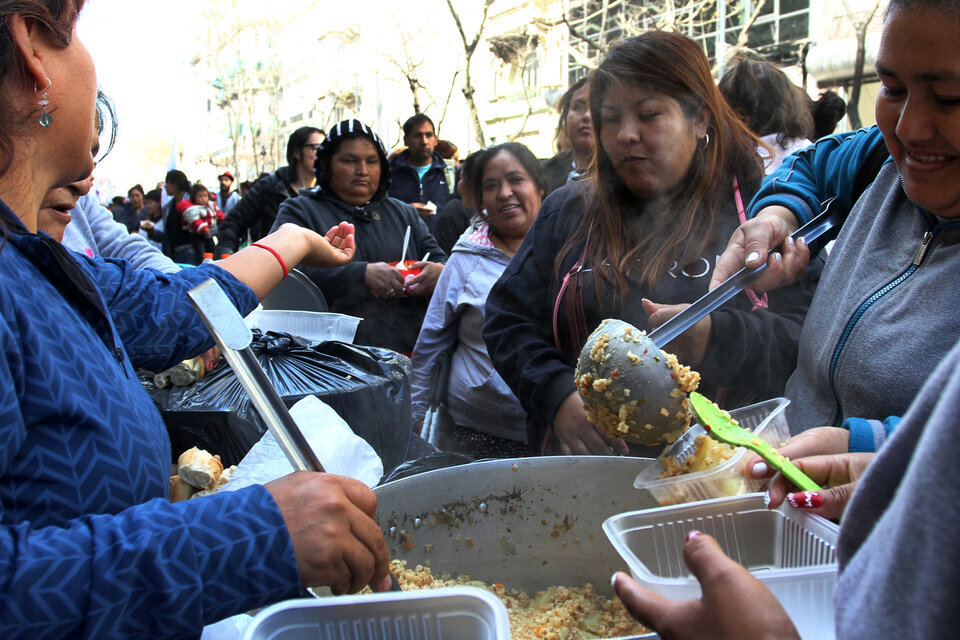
left=685, top=530, right=703, bottom=543
left=786, top=491, right=823, bottom=509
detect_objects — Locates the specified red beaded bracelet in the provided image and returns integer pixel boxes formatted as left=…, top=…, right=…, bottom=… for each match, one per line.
left=250, top=243, right=288, bottom=279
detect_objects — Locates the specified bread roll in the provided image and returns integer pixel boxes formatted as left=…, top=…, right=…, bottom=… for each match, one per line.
left=177, top=447, right=223, bottom=489
left=169, top=475, right=197, bottom=502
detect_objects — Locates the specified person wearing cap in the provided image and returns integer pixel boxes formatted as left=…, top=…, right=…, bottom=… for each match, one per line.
left=388, top=113, right=453, bottom=232
left=273, top=119, right=447, bottom=354
left=217, top=170, right=240, bottom=215
left=216, top=126, right=323, bottom=256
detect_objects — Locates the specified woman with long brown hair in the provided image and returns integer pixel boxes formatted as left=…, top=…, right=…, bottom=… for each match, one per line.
left=484, top=31, right=816, bottom=456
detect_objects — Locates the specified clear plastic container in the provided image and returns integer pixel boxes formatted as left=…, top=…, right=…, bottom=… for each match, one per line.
left=604, top=493, right=839, bottom=639
left=245, top=310, right=361, bottom=344
left=241, top=587, right=511, bottom=640
left=634, top=397, right=790, bottom=506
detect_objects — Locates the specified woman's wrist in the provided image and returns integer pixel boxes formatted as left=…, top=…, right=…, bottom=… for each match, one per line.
left=267, top=224, right=312, bottom=265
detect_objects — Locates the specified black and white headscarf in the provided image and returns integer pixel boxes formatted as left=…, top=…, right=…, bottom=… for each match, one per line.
left=315, top=119, right=392, bottom=202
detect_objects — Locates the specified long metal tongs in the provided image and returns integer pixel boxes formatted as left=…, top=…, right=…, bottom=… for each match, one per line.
left=647, top=197, right=841, bottom=348
left=421, top=351, right=450, bottom=447
left=189, top=279, right=406, bottom=592
left=188, top=279, right=325, bottom=473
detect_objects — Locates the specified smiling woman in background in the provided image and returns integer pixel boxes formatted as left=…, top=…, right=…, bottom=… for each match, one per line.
left=411, top=142, right=547, bottom=459
left=0, top=3, right=391, bottom=637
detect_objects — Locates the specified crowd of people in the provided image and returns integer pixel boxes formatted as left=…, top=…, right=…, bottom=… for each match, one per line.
left=2, top=0, right=960, bottom=637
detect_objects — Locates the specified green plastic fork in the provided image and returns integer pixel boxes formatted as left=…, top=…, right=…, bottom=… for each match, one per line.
left=688, top=392, right=820, bottom=493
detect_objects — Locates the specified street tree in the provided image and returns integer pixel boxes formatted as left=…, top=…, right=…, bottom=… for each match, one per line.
left=446, top=0, right=496, bottom=147
left=193, top=4, right=284, bottom=178
left=841, top=0, right=883, bottom=129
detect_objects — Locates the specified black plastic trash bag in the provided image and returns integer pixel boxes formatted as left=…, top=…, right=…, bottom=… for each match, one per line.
left=379, top=448, right=475, bottom=484
left=151, top=330, right=412, bottom=472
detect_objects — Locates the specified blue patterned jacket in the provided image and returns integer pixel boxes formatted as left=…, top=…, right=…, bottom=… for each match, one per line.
left=0, top=203, right=300, bottom=638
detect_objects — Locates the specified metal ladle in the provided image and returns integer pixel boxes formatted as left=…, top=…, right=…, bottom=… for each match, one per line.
left=577, top=200, right=843, bottom=445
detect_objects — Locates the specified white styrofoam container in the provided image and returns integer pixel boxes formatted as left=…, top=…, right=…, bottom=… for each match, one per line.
left=242, top=587, right=511, bottom=640
left=604, top=493, right=839, bottom=639
left=634, top=397, right=791, bottom=505
left=245, top=310, right=361, bottom=344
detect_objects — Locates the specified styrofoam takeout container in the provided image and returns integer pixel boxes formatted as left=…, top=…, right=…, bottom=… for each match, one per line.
left=245, top=310, right=361, bottom=344
left=241, top=587, right=511, bottom=640
left=604, top=493, right=839, bottom=639
left=634, top=397, right=791, bottom=505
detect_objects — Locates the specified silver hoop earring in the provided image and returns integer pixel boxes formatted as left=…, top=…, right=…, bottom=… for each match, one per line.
left=701, top=132, right=710, bottom=149
left=37, top=78, right=52, bottom=127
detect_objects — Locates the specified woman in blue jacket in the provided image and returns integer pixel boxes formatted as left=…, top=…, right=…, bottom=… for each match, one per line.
left=712, top=70, right=959, bottom=453
left=0, top=3, right=390, bottom=638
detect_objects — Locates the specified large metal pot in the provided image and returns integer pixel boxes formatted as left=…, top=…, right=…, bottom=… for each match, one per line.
left=374, top=455, right=661, bottom=639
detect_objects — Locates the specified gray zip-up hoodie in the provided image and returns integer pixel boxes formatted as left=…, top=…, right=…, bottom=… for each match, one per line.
left=835, top=333, right=960, bottom=638
left=785, top=161, right=960, bottom=431
left=410, top=223, right=527, bottom=443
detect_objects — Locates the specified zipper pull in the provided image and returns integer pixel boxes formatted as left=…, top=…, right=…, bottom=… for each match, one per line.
left=913, top=231, right=934, bottom=266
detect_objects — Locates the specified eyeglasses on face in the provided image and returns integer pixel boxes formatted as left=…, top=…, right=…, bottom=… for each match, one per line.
left=303, top=143, right=322, bottom=152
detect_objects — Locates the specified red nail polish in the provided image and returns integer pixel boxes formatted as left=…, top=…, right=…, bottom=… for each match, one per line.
left=685, top=530, right=703, bottom=542
left=786, top=491, right=823, bottom=509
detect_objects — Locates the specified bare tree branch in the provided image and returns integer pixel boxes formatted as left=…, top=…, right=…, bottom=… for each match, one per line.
left=727, top=0, right=769, bottom=61
left=446, top=0, right=496, bottom=147
left=840, top=0, right=883, bottom=129
left=561, top=7, right=609, bottom=57
left=438, top=67, right=462, bottom=133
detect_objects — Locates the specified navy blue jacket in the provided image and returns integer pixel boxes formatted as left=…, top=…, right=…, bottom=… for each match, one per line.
left=388, top=151, right=453, bottom=230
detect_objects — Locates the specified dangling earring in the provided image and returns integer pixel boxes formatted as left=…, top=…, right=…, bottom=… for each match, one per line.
left=37, top=78, right=53, bottom=127
left=701, top=132, right=710, bottom=149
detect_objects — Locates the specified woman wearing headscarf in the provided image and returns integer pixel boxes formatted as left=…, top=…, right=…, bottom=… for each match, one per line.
left=273, top=119, right=447, bottom=354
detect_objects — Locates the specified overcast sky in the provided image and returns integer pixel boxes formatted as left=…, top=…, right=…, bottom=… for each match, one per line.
left=78, top=0, right=199, bottom=191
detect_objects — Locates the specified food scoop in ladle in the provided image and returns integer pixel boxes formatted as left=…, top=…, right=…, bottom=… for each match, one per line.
left=575, top=319, right=696, bottom=446
left=578, top=200, right=845, bottom=442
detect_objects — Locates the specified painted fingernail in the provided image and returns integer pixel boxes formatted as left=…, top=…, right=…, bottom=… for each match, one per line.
left=774, top=252, right=783, bottom=263
left=786, top=236, right=795, bottom=247
left=786, top=491, right=823, bottom=509
left=746, top=251, right=760, bottom=263
left=752, top=461, right=769, bottom=477
left=611, top=572, right=620, bottom=589
left=798, top=237, right=807, bottom=248
left=685, top=530, right=703, bottom=543
left=763, top=490, right=772, bottom=508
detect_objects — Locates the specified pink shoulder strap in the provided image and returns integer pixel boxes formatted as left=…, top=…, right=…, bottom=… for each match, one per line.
left=733, top=177, right=768, bottom=311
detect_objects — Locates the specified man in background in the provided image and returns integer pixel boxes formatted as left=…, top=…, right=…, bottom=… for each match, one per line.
left=388, top=113, right=453, bottom=232
left=217, top=171, right=241, bottom=215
